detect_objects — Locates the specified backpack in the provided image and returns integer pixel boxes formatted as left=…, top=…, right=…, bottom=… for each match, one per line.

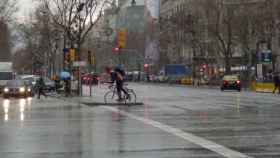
left=116, top=71, right=124, bottom=81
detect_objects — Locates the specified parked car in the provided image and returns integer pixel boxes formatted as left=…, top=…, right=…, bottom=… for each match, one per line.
left=43, top=77, right=56, bottom=91
left=221, top=75, right=241, bottom=92
left=19, top=75, right=55, bottom=91
left=3, top=80, right=32, bottom=98
left=19, top=75, right=39, bottom=86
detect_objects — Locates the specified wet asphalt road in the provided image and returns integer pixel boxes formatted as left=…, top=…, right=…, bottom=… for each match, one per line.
left=0, top=83, right=280, bottom=158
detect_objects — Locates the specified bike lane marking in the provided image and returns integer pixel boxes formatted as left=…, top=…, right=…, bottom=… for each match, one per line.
left=102, top=106, right=253, bottom=158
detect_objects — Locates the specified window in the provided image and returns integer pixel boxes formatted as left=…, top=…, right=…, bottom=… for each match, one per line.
left=0, top=72, right=13, bottom=80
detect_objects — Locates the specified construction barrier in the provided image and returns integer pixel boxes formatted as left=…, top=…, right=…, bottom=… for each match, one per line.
left=252, top=81, right=278, bottom=93
left=181, top=77, right=193, bottom=85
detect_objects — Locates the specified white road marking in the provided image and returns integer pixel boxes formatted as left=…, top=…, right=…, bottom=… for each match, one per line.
left=102, top=106, right=253, bottom=158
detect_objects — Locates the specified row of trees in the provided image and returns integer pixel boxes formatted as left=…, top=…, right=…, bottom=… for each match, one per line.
left=0, top=0, right=18, bottom=62
left=14, top=0, right=113, bottom=75
left=159, top=0, right=280, bottom=74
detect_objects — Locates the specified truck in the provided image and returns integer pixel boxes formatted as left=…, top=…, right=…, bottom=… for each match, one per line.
left=164, top=64, right=191, bottom=76
left=160, top=64, right=191, bottom=83
left=0, top=62, right=13, bottom=92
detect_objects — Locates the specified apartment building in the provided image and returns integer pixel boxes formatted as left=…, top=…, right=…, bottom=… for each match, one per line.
left=159, top=0, right=280, bottom=82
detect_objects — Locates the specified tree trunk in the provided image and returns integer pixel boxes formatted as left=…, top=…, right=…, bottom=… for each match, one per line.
left=225, top=55, right=231, bottom=74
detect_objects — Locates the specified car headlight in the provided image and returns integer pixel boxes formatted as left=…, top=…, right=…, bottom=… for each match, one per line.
left=4, top=88, right=9, bottom=93
left=19, top=87, right=25, bottom=93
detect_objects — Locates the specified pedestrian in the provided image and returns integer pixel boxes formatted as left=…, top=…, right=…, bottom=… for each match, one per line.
left=64, top=79, right=71, bottom=97
left=272, top=73, right=280, bottom=94
left=54, top=75, right=61, bottom=91
left=36, top=76, right=47, bottom=99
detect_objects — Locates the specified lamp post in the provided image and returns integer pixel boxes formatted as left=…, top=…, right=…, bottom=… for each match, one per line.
left=131, top=0, right=136, bottom=6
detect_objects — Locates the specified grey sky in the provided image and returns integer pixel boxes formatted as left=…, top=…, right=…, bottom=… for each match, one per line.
left=17, top=0, right=35, bottom=20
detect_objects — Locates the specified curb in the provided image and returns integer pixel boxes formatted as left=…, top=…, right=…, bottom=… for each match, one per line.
left=83, top=102, right=144, bottom=106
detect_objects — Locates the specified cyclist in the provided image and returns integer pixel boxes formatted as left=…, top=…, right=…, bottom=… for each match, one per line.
left=105, top=65, right=129, bottom=101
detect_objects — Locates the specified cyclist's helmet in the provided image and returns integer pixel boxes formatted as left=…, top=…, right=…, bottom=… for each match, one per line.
left=114, top=64, right=124, bottom=71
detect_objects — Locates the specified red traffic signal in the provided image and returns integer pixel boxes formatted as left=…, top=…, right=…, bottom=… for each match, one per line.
left=113, top=47, right=120, bottom=54
left=144, top=64, right=149, bottom=72
left=144, top=64, right=149, bottom=68
left=202, top=64, right=207, bottom=69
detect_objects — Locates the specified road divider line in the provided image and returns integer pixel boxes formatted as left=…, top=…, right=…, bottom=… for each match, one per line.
left=102, top=106, right=253, bottom=158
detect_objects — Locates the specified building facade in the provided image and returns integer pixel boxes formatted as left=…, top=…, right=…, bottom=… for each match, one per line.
left=90, top=0, right=147, bottom=72
left=159, top=0, right=280, bottom=84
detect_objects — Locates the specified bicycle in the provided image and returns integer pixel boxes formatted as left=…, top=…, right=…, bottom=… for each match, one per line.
left=104, top=83, right=137, bottom=104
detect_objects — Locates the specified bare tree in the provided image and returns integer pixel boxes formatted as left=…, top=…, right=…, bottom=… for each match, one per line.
left=0, top=0, right=18, bottom=62
left=15, top=4, right=62, bottom=75
left=0, top=0, right=18, bottom=22
left=41, top=0, right=113, bottom=60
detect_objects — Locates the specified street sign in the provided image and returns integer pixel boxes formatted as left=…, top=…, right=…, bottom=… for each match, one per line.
left=63, top=48, right=69, bottom=53
left=118, top=29, right=127, bottom=49
left=261, top=50, right=272, bottom=64
left=73, top=61, right=87, bottom=67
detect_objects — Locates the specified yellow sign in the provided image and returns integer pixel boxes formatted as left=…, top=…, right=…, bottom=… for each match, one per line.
left=70, top=48, right=76, bottom=61
left=118, top=29, right=127, bottom=49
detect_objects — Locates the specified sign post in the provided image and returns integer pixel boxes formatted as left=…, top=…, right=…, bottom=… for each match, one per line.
left=73, top=61, right=87, bottom=96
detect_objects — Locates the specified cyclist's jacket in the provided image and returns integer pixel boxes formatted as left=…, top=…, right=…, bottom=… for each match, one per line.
left=111, top=69, right=125, bottom=82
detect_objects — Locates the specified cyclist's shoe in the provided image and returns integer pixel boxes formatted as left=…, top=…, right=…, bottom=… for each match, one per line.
left=126, top=94, right=131, bottom=100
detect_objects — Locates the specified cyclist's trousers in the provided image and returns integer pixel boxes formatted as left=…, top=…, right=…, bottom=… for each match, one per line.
left=116, top=81, right=128, bottom=98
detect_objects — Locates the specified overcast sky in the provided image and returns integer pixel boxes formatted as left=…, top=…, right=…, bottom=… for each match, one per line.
left=16, top=0, right=35, bottom=21
left=16, top=0, right=160, bottom=21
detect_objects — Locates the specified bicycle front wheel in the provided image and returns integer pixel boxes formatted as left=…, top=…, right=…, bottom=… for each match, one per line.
left=104, top=91, right=117, bottom=104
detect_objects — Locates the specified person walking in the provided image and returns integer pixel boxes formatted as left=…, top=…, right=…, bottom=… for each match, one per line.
left=273, top=73, right=280, bottom=94
left=36, top=76, right=47, bottom=99
left=64, top=79, right=71, bottom=97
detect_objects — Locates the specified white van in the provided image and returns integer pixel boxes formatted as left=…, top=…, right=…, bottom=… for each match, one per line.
left=0, top=62, right=14, bottom=92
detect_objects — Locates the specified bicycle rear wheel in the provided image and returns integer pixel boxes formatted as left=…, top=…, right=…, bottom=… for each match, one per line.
left=125, top=90, right=137, bottom=104
left=104, top=91, right=117, bottom=104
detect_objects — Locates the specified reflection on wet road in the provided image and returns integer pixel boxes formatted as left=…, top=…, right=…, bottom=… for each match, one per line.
left=2, top=98, right=32, bottom=122
left=0, top=83, right=280, bottom=158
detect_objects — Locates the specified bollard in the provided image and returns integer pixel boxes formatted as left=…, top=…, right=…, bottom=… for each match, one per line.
left=89, top=81, right=92, bottom=97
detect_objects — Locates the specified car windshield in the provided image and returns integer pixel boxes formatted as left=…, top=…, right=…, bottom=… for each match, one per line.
left=0, top=72, right=13, bottom=80
left=6, top=80, right=25, bottom=87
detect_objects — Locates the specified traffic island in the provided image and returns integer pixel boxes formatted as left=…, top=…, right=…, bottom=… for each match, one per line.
left=83, top=102, right=144, bottom=107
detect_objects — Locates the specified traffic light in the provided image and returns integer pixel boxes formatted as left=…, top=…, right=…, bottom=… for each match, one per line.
left=202, top=64, right=207, bottom=69
left=113, top=47, right=120, bottom=54
left=70, top=48, right=76, bottom=61
left=117, top=29, right=127, bottom=49
left=144, top=63, right=149, bottom=71
left=65, top=52, right=70, bottom=62
left=91, top=55, right=95, bottom=65
left=88, top=51, right=92, bottom=65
